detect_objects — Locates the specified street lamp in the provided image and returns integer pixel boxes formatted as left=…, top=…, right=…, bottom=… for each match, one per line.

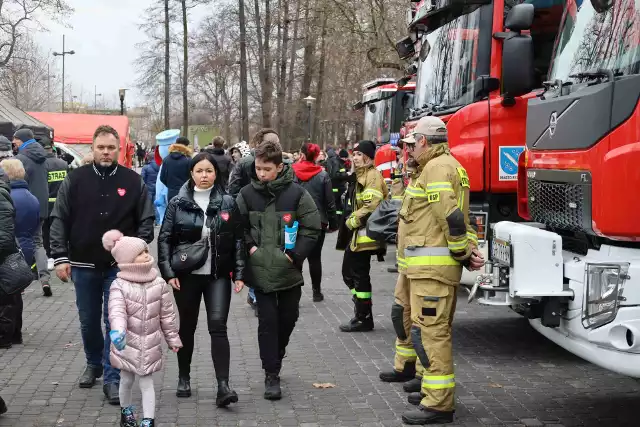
left=119, top=89, right=127, bottom=115
left=303, top=95, right=316, bottom=142
left=94, top=85, right=103, bottom=111
left=52, top=35, right=75, bottom=113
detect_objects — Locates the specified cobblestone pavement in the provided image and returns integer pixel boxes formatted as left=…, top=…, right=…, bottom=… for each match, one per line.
left=1, top=233, right=640, bottom=426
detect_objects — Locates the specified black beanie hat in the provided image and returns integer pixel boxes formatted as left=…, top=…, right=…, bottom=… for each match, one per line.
left=339, top=149, right=349, bottom=158
left=353, top=140, right=376, bottom=161
left=13, top=128, right=34, bottom=143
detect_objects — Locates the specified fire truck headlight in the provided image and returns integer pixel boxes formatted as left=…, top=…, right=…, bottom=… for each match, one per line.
left=582, top=263, right=630, bottom=329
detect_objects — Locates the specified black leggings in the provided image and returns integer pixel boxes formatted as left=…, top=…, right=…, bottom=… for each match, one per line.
left=307, top=230, right=326, bottom=290
left=173, top=275, right=231, bottom=380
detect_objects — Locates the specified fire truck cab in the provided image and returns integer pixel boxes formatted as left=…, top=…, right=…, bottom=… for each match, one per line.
left=469, top=0, right=640, bottom=377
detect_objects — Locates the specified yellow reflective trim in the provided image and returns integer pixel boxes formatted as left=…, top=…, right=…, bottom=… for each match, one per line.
left=467, top=232, right=478, bottom=245
left=356, top=235, right=376, bottom=244
left=457, top=167, right=469, bottom=188
left=336, top=210, right=343, bottom=215
left=339, top=168, right=346, bottom=172
left=422, top=374, right=455, bottom=389
left=406, top=186, right=428, bottom=197
left=396, top=346, right=417, bottom=357
left=362, top=192, right=373, bottom=202
left=405, top=255, right=460, bottom=266
left=362, top=189, right=384, bottom=199
left=447, top=239, right=469, bottom=252
left=424, top=383, right=456, bottom=389
left=458, top=191, right=464, bottom=211
left=424, top=374, right=455, bottom=381
left=332, top=188, right=339, bottom=193
left=391, top=195, right=404, bottom=200
left=425, top=182, right=454, bottom=192
left=48, top=170, right=67, bottom=182
left=48, top=198, right=56, bottom=202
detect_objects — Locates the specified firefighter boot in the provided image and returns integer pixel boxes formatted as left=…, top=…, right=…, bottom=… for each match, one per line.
left=379, top=360, right=416, bottom=382
left=408, top=392, right=425, bottom=406
left=402, top=406, right=454, bottom=425
left=339, top=299, right=374, bottom=332
left=403, top=377, right=422, bottom=393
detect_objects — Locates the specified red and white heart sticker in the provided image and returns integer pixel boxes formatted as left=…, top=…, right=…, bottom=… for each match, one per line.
left=220, top=211, right=229, bottom=222
left=117, top=188, right=126, bottom=197
left=283, top=214, right=292, bottom=223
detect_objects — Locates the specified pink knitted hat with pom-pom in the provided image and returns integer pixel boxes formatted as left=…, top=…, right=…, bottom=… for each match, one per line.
left=102, top=230, right=148, bottom=265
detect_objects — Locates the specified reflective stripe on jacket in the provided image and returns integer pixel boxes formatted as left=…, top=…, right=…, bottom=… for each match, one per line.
left=397, top=144, right=476, bottom=285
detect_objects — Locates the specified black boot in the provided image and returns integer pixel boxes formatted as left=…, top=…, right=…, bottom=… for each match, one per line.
left=176, top=376, right=191, bottom=397
left=402, top=406, right=454, bottom=425
left=139, top=419, right=155, bottom=427
left=339, top=299, right=374, bottom=332
left=264, top=372, right=282, bottom=400
left=379, top=361, right=416, bottom=382
left=103, top=383, right=120, bottom=406
left=78, top=365, right=103, bottom=388
left=0, top=395, right=7, bottom=415
left=216, top=379, right=238, bottom=407
left=408, top=392, right=425, bottom=406
left=312, top=286, right=324, bottom=302
left=120, top=406, right=137, bottom=427
left=403, top=377, right=422, bottom=393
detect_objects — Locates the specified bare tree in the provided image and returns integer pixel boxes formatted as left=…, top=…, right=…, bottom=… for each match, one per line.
left=0, top=35, right=60, bottom=110
left=0, top=0, right=73, bottom=67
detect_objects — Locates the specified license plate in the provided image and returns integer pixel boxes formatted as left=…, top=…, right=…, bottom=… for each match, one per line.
left=492, top=238, right=511, bottom=266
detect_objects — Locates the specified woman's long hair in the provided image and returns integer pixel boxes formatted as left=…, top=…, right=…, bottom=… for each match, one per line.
left=188, top=152, right=223, bottom=192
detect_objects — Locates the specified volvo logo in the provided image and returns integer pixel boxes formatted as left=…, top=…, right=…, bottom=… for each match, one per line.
left=549, top=112, right=558, bottom=137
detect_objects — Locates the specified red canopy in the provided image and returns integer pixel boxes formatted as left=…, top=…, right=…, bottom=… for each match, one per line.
left=28, top=112, right=133, bottom=167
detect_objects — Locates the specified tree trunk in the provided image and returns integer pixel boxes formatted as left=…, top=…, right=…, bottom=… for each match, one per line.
left=163, top=0, right=170, bottom=129
left=313, top=9, right=328, bottom=147
left=181, top=0, right=189, bottom=137
left=239, top=0, right=250, bottom=141
left=298, top=0, right=317, bottom=141
left=276, top=0, right=290, bottom=138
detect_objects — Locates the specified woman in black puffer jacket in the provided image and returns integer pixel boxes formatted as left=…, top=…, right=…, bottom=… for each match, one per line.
left=0, top=168, right=15, bottom=415
left=157, top=152, right=246, bottom=408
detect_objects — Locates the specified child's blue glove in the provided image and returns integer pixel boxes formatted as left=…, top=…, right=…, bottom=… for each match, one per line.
left=110, top=329, right=126, bottom=351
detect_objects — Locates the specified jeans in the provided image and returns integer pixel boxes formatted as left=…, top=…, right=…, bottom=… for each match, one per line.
left=255, top=286, right=302, bottom=373
left=173, top=275, right=232, bottom=380
left=33, top=219, right=50, bottom=282
left=71, top=267, right=120, bottom=385
left=248, top=287, right=256, bottom=303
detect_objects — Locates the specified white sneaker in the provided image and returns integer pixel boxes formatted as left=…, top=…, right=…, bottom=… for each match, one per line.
left=47, top=258, right=54, bottom=271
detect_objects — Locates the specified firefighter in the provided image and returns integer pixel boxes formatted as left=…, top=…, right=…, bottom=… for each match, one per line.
left=42, top=138, right=68, bottom=270
left=379, top=155, right=424, bottom=393
left=338, top=140, right=388, bottom=332
left=397, top=116, right=484, bottom=425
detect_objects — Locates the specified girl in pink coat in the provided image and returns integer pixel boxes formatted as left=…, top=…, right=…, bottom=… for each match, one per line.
left=103, top=230, right=182, bottom=427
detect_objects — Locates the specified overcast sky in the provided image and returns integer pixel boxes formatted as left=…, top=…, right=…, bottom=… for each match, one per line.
left=35, top=0, right=150, bottom=107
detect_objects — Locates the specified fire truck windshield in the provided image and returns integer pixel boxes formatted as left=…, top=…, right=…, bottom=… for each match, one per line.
left=363, top=96, right=393, bottom=144
left=414, top=8, right=481, bottom=110
left=549, top=0, right=640, bottom=80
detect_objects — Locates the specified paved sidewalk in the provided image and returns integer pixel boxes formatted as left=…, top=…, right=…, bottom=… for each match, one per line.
left=1, top=233, right=639, bottom=426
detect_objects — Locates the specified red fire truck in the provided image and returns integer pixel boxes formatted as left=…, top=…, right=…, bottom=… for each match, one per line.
left=398, top=0, right=565, bottom=241
left=469, top=0, right=640, bottom=377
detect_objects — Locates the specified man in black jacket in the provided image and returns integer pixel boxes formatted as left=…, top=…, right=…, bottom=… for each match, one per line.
left=204, top=136, right=232, bottom=189
left=12, top=128, right=51, bottom=296
left=159, top=136, right=193, bottom=202
left=50, top=125, right=155, bottom=405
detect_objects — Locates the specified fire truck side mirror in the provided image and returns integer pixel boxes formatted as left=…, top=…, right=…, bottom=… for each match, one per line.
left=504, top=3, right=534, bottom=32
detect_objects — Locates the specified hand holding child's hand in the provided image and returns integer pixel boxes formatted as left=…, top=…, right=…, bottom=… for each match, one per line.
left=171, top=347, right=180, bottom=353
left=234, top=280, right=244, bottom=293
left=168, top=278, right=180, bottom=290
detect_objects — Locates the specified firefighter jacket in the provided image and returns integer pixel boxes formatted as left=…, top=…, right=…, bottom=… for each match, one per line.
left=389, top=162, right=406, bottom=200
left=397, top=144, right=478, bottom=286
left=344, top=164, right=388, bottom=252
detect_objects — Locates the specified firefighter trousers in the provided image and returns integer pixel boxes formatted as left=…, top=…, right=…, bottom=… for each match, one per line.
left=342, top=248, right=372, bottom=317
left=392, top=273, right=423, bottom=377
left=410, top=278, right=457, bottom=412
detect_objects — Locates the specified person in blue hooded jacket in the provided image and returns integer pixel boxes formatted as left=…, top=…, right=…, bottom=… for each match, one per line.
left=141, top=158, right=161, bottom=225
left=0, top=158, right=40, bottom=348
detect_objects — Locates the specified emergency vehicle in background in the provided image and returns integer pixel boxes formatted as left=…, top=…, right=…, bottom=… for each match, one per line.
left=398, top=0, right=565, bottom=242
left=354, top=78, right=416, bottom=180
left=468, top=0, right=640, bottom=377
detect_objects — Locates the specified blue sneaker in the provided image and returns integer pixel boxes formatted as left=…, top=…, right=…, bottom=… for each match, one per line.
left=120, top=406, right=137, bottom=427
left=140, top=418, right=155, bottom=427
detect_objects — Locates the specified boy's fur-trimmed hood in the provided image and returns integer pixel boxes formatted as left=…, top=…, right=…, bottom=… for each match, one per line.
left=168, top=143, right=193, bottom=157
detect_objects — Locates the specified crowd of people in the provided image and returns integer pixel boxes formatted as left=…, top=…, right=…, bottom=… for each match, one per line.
left=0, top=118, right=484, bottom=425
